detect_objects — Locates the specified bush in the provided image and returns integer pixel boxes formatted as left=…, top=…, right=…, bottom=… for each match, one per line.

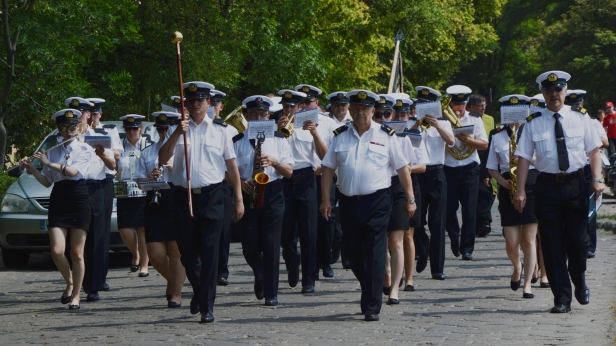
left=0, top=172, right=17, bottom=201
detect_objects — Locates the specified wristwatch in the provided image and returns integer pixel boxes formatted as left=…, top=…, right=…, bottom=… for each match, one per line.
left=274, top=161, right=281, bottom=168
left=45, top=162, right=51, bottom=168
left=591, top=178, right=604, bottom=183
left=406, top=198, right=416, bottom=204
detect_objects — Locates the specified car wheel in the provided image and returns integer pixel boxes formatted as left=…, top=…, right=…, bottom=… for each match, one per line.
left=1, top=247, right=30, bottom=268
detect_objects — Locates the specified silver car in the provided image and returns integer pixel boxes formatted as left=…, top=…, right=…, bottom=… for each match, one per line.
left=0, top=121, right=158, bottom=268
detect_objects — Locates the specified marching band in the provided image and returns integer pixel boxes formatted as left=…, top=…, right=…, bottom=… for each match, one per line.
left=17, top=69, right=605, bottom=323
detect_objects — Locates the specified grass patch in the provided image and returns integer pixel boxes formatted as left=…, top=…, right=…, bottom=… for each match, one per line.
left=598, top=214, right=616, bottom=221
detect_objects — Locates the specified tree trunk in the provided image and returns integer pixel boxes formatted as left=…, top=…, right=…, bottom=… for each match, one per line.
left=0, top=114, right=5, bottom=169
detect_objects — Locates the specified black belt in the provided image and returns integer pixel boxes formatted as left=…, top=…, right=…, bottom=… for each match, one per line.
left=293, top=167, right=314, bottom=174
left=86, top=179, right=103, bottom=184
left=341, top=187, right=388, bottom=201
left=105, top=174, right=114, bottom=179
left=426, top=164, right=443, bottom=171
left=539, top=168, right=583, bottom=182
left=177, top=182, right=222, bottom=194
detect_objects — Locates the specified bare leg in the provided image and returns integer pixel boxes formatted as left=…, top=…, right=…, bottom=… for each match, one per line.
left=537, top=228, right=549, bottom=283
left=503, top=225, right=522, bottom=282
left=119, top=228, right=139, bottom=267
left=388, top=230, right=405, bottom=300
left=520, top=223, right=538, bottom=293
left=383, top=248, right=392, bottom=289
left=403, top=228, right=415, bottom=286
left=146, top=242, right=170, bottom=281
left=167, top=240, right=186, bottom=303
left=136, top=227, right=149, bottom=273
left=69, top=228, right=87, bottom=305
left=49, top=227, right=72, bottom=296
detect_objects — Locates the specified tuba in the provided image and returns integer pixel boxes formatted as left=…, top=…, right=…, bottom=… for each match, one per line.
left=442, top=95, right=475, bottom=160
left=223, top=106, right=248, bottom=133
left=251, top=132, right=270, bottom=209
left=509, top=126, right=517, bottom=204
left=279, top=112, right=294, bottom=139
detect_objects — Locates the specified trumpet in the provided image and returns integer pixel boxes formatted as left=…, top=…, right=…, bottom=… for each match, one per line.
left=6, top=134, right=80, bottom=176
left=149, top=164, right=164, bottom=207
left=279, top=112, right=294, bottom=138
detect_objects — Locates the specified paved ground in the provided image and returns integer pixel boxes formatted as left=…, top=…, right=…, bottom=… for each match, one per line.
left=1, top=200, right=615, bottom=345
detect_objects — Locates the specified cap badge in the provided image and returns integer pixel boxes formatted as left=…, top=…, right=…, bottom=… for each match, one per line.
left=378, top=97, right=386, bottom=104
left=337, top=93, right=344, bottom=99
left=65, top=111, right=74, bottom=118
left=547, top=73, right=558, bottom=82
left=284, top=91, right=292, bottom=99
left=458, top=93, right=465, bottom=99
left=174, top=98, right=181, bottom=104
left=421, top=89, right=429, bottom=96
left=531, top=100, right=539, bottom=106
left=510, top=97, right=519, bottom=104
left=159, top=114, right=167, bottom=121
left=127, top=117, right=135, bottom=123
left=71, top=99, right=80, bottom=107
left=255, top=97, right=263, bottom=104
left=395, top=100, right=403, bottom=107
left=358, top=92, right=367, bottom=100
left=570, top=94, right=577, bottom=99
left=188, top=83, right=198, bottom=92
left=302, top=86, right=310, bottom=93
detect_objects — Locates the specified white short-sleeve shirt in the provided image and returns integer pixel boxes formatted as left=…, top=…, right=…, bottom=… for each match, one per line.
left=422, top=119, right=453, bottom=165
left=41, top=140, right=93, bottom=183
left=444, top=111, right=488, bottom=167
left=234, top=135, right=295, bottom=181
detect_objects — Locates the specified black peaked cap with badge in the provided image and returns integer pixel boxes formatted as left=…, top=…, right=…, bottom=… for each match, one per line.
left=536, top=70, right=571, bottom=90
left=243, top=95, right=273, bottom=111
left=65, top=97, right=94, bottom=112
left=182, top=81, right=215, bottom=99
left=375, top=94, right=396, bottom=110
left=346, top=90, right=379, bottom=105
left=498, top=94, right=530, bottom=106
left=327, top=91, right=349, bottom=104
left=151, top=112, right=180, bottom=126
left=277, top=89, right=307, bottom=106
left=119, top=114, right=145, bottom=128
left=294, top=84, right=322, bottom=98
left=52, top=109, right=82, bottom=124
left=446, top=85, right=473, bottom=104
left=415, top=86, right=441, bottom=102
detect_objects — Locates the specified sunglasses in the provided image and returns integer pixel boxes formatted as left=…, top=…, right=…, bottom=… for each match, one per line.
left=542, top=86, right=564, bottom=93
left=302, top=99, right=316, bottom=105
left=374, top=112, right=392, bottom=119
left=155, top=127, right=168, bottom=133
left=58, top=124, right=78, bottom=133
left=124, top=127, right=140, bottom=131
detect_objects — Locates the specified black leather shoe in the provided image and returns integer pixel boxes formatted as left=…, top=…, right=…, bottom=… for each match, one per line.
left=510, top=279, right=521, bottom=291
left=301, top=285, right=314, bottom=294
left=461, top=253, right=473, bottom=261
left=531, top=276, right=538, bottom=284
left=364, top=311, right=379, bottom=321
left=86, top=292, right=100, bottom=302
left=477, top=223, right=491, bottom=238
left=288, top=266, right=300, bottom=288
left=254, top=280, right=265, bottom=300
left=383, top=286, right=391, bottom=295
left=138, top=272, right=149, bottom=277
left=61, top=295, right=72, bottom=305
left=540, top=281, right=550, bottom=288
left=523, top=292, right=534, bottom=299
left=101, top=282, right=110, bottom=291
left=587, top=251, right=595, bottom=258
left=217, top=277, right=229, bottom=286
left=265, top=296, right=278, bottom=306
left=403, top=285, right=415, bottom=292
left=200, top=312, right=215, bottom=324
left=166, top=294, right=172, bottom=302
left=190, top=295, right=199, bottom=315
left=451, top=242, right=460, bottom=257
left=323, top=265, right=334, bottom=278
left=550, top=304, right=571, bottom=313
left=431, top=273, right=446, bottom=280
left=386, top=298, right=400, bottom=305
left=416, top=256, right=428, bottom=273
left=168, top=301, right=182, bottom=308
left=575, top=287, right=590, bottom=305
left=130, top=265, right=138, bottom=272
left=68, top=304, right=80, bottom=310
left=342, top=260, right=352, bottom=269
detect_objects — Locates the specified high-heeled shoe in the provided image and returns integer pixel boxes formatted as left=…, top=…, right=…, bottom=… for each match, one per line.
left=523, top=292, right=534, bottom=299
left=68, top=304, right=80, bottom=310
left=383, top=286, right=391, bottom=295
left=510, top=266, right=522, bottom=291
left=386, top=298, right=400, bottom=305
left=540, top=281, right=550, bottom=288
left=168, top=301, right=181, bottom=308
left=60, top=295, right=72, bottom=305
left=531, top=276, right=538, bottom=284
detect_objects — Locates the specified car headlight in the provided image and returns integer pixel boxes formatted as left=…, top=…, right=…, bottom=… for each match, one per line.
left=1, top=194, right=29, bottom=213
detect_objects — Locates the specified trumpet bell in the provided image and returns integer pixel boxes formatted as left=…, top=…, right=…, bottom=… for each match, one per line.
left=223, top=106, right=248, bottom=133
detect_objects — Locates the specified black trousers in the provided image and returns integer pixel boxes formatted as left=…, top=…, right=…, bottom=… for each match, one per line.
left=476, top=176, right=495, bottom=230
left=83, top=179, right=105, bottom=293
left=281, top=167, right=317, bottom=287
left=608, top=138, right=616, bottom=157
left=332, top=186, right=344, bottom=264
left=339, top=188, right=391, bottom=314
left=218, top=181, right=233, bottom=280
left=583, top=165, right=597, bottom=253
left=316, top=175, right=336, bottom=270
left=240, top=180, right=285, bottom=297
left=175, top=184, right=224, bottom=315
left=534, top=172, right=589, bottom=306
left=414, top=166, right=447, bottom=274
left=101, top=176, right=114, bottom=283
left=444, top=162, right=479, bottom=255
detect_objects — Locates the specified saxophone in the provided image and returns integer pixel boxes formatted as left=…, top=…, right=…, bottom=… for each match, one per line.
left=509, top=127, right=517, bottom=204
left=442, top=95, right=475, bottom=160
left=251, top=131, right=270, bottom=209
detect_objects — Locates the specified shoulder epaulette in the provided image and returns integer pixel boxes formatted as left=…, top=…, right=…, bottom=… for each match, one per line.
left=395, top=133, right=406, bottom=137
left=102, top=124, right=116, bottom=129
left=333, top=125, right=348, bottom=136
left=213, top=118, right=227, bottom=127
left=571, top=106, right=587, bottom=114
left=381, top=123, right=395, bottom=136
left=232, top=133, right=244, bottom=143
left=525, top=112, right=542, bottom=122
left=93, top=128, right=108, bottom=135
left=274, top=131, right=286, bottom=138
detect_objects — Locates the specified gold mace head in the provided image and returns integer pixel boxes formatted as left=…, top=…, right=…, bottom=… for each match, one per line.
left=172, top=31, right=183, bottom=43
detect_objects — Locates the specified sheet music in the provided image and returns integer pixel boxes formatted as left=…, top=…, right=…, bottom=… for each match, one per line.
left=452, top=125, right=474, bottom=136
left=501, top=105, right=529, bottom=124
left=407, top=133, right=423, bottom=147
left=247, top=120, right=275, bottom=140
left=384, top=121, right=408, bottom=134
left=415, top=101, right=442, bottom=120
left=85, top=136, right=112, bottom=149
left=294, top=108, right=319, bottom=127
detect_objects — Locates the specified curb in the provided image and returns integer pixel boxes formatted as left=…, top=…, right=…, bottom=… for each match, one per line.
left=596, top=219, right=616, bottom=234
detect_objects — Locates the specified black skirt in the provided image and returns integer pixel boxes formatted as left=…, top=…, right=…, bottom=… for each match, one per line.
left=408, top=173, right=422, bottom=229
left=498, top=169, right=538, bottom=226
left=48, top=180, right=91, bottom=230
left=144, top=183, right=177, bottom=243
left=388, top=176, right=409, bottom=231
left=117, top=196, right=147, bottom=229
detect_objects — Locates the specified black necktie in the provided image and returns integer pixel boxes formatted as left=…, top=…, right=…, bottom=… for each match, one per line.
left=553, top=113, right=570, bottom=172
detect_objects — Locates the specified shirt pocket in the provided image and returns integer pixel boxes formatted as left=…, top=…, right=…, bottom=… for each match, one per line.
left=367, top=144, right=389, bottom=167
left=204, top=131, right=222, bottom=155
left=495, top=142, right=509, bottom=163
left=236, top=154, right=252, bottom=167
left=335, top=144, right=352, bottom=166
left=564, top=128, right=584, bottom=150
left=532, top=131, right=552, bottom=154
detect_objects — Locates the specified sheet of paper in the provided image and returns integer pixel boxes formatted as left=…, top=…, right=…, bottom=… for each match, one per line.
left=588, top=192, right=596, bottom=221
left=453, top=125, right=474, bottom=136
left=415, top=101, right=442, bottom=120
left=596, top=193, right=602, bottom=212
left=407, top=133, right=423, bottom=148
left=529, top=105, right=544, bottom=115
left=294, top=108, right=319, bottom=127
left=247, top=120, right=275, bottom=140
left=384, top=121, right=408, bottom=134
left=601, top=152, right=610, bottom=166
left=85, top=135, right=112, bottom=149
left=501, top=105, right=529, bottom=124
left=140, top=181, right=171, bottom=191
